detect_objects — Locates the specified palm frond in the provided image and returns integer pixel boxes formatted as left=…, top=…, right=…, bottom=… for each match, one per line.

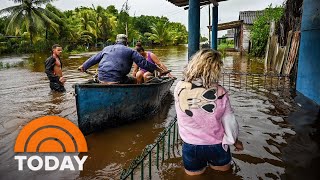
left=32, top=8, right=59, bottom=33
left=45, top=3, right=66, bottom=19
left=11, top=0, right=23, bottom=3
left=41, top=8, right=63, bottom=24
left=5, top=10, right=24, bottom=35
left=33, top=0, right=56, bottom=6
left=0, top=5, right=23, bottom=15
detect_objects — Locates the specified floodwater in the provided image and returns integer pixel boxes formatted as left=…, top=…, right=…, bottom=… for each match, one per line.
left=0, top=46, right=319, bottom=180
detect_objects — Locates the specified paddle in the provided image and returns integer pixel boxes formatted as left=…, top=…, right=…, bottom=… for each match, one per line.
left=78, top=67, right=99, bottom=83
left=77, top=67, right=96, bottom=75
left=159, top=70, right=172, bottom=76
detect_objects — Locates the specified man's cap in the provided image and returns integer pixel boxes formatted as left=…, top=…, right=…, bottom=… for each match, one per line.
left=116, top=34, right=128, bottom=42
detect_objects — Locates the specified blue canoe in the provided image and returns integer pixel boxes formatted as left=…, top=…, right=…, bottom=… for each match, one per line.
left=75, top=77, right=175, bottom=135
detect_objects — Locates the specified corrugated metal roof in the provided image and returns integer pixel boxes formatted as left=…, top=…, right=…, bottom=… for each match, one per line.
left=167, top=0, right=227, bottom=7
left=239, top=11, right=264, bottom=25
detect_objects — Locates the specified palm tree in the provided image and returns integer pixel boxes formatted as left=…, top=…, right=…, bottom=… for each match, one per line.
left=0, top=0, right=60, bottom=45
left=45, top=4, right=74, bottom=42
left=146, top=21, right=172, bottom=46
left=78, top=10, right=95, bottom=33
left=107, top=14, right=117, bottom=42
left=79, top=10, right=96, bottom=46
left=168, top=23, right=188, bottom=45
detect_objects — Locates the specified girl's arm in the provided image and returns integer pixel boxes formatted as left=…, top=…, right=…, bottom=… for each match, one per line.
left=150, top=53, right=173, bottom=77
left=132, top=63, right=139, bottom=77
left=220, top=87, right=243, bottom=151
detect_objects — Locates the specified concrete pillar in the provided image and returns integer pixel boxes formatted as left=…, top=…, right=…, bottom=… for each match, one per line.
left=188, top=0, right=200, bottom=60
left=296, top=0, right=320, bottom=104
left=211, top=5, right=218, bottom=50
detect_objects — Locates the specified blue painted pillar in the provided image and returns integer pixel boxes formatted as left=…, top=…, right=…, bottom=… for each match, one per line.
left=211, top=5, right=218, bottom=50
left=296, top=0, right=320, bottom=105
left=188, top=0, right=200, bottom=60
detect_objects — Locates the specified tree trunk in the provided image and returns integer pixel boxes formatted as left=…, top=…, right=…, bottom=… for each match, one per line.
left=30, top=31, right=33, bottom=46
left=46, top=28, right=48, bottom=40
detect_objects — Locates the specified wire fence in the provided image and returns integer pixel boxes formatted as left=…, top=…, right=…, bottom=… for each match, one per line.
left=120, top=72, right=294, bottom=180
left=220, top=72, right=292, bottom=93
left=120, top=117, right=180, bottom=180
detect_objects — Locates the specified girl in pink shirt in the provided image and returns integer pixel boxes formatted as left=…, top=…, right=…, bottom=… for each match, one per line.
left=174, top=49, right=243, bottom=175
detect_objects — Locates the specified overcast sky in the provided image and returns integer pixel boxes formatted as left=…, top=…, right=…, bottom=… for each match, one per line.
left=1, top=0, right=284, bottom=37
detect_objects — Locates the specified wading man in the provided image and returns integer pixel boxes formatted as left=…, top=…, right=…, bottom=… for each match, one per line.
left=45, top=44, right=66, bottom=92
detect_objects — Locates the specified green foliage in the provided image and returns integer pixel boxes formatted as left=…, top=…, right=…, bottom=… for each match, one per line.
left=218, top=42, right=234, bottom=50
left=133, top=16, right=156, bottom=35
left=70, top=45, right=88, bottom=54
left=0, top=17, right=6, bottom=34
left=0, top=2, right=189, bottom=54
left=0, top=0, right=59, bottom=45
left=168, top=22, right=188, bottom=45
left=250, top=5, right=284, bottom=57
left=106, top=5, right=118, bottom=16
left=132, top=15, right=187, bottom=45
left=200, top=36, right=208, bottom=42
left=146, top=21, right=171, bottom=46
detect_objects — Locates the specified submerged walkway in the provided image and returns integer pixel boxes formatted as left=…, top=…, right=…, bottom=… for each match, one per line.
left=0, top=49, right=319, bottom=179
left=121, top=73, right=320, bottom=180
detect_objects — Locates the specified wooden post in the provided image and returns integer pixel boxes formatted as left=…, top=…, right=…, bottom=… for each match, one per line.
left=208, top=4, right=211, bottom=47
left=296, top=0, right=320, bottom=104
left=240, top=24, right=244, bottom=56
left=211, top=5, right=218, bottom=50
left=188, top=0, right=200, bottom=60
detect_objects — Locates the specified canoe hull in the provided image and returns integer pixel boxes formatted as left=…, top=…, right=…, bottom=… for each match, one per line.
left=75, top=78, right=174, bottom=135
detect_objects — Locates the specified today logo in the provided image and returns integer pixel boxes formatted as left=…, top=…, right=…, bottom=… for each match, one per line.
left=14, top=116, right=88, bottom=171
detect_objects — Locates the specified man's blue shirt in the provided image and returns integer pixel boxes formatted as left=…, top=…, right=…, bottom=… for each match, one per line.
left=82, top=43, right=157, bottom=82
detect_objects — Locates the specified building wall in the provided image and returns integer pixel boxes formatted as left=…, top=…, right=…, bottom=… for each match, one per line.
left=234, top=28, right=240, bottom=51
left=242, top=24, right=252, bottom=51
left=296, top=0, right=320, bottom=105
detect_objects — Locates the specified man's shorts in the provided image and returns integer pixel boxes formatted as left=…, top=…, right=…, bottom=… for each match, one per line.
left=182, top=142, right=231, bottom=172
left=120, top=75, right=136, bottom=84
left=50, top=81, right=66, bottom=92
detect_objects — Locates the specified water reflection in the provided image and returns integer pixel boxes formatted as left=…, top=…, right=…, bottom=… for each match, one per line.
left=0, top=46, right=319, bottom=179
left=0, top=46, right=187, bottom=180
left=159, top=89, right=297, bottom=179
left=79, top=94, right=174, bottom=179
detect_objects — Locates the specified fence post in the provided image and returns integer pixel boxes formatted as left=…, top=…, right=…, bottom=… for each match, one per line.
left=168, top=128, right=171, bottom=158
left=156, top=143, right=159, bottom=169
left=149, top=152, right=152, bottom=179
left=141, top=158, right=144, bottom=180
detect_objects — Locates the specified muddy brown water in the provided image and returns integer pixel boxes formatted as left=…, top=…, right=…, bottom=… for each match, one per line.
left=0, top=46, right=319, bottom=180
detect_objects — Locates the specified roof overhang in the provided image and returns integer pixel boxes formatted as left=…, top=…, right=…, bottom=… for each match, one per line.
left=207, top=20, right=243, bottom=31
left=167, top=0, right=227, bottom=8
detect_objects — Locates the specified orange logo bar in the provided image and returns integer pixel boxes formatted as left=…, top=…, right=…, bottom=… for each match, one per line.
left=14, top=116, right=87, bottom=153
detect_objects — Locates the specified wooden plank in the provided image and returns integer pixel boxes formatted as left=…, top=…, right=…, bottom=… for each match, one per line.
left=281, top=30, right=293, bottom=74
left=266, top=35, right=278, bottom=71
left=167, top=0, right=227, bottom=7
left=264, top=36, right=271, bottom=72
left=275, top=46, right=285, bottom=74
left=283, top=31, right=301, bottom=75
left=264, top=21, right=276, bottom=72
left=218, top=20, right=243, bottom=31
left=271, top=42, right=279, bottom=70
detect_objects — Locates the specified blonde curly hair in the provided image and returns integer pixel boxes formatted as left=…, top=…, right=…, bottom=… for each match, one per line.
left=183, top=49, right=223, bottom=88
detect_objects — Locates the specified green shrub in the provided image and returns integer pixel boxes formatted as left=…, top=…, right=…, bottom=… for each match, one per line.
left=250, top=5, right=284, bottom=57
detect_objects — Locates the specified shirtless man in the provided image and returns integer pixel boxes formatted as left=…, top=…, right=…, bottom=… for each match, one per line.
left=45, top=44, right=66, bottom=92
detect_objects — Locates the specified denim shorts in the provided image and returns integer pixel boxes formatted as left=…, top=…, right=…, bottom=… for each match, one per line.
left=182, top=142, right=231, bottom=172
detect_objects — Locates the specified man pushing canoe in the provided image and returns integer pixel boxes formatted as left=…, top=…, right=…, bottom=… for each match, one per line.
left=78, top=34, right=169, bottom=84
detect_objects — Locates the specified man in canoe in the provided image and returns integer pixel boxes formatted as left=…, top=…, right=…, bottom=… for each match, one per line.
left=78, top=34, right=168, bottom=84
left=45, top=44, right=66, bottom=92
